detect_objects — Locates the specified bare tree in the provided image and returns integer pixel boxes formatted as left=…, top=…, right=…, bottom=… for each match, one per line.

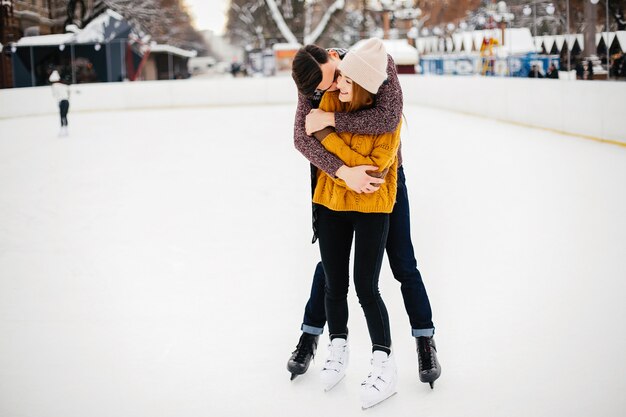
left=102, top=0, right=161, bottom=30
left=102, top=0, right=207, bottom=52
left=226, top=0, right=347, bottom=48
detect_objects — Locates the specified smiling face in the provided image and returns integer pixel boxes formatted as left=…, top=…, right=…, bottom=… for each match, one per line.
left=336, top=72, right=354, bottom=103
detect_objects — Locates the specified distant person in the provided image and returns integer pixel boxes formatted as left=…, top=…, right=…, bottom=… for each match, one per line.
left=585, top=60, right=594, bottom=80
left=619, top=54, right=626, bottom=79
left=546, top=63, right=559, bottom=79
left=527, top=64, right=543, bottom=78
left=610, top=53, right=624, bottom=78
left=230, top=62, right=241, bottom=77
left=575, top=60, right=584, bottom=80
left=49, top=70, right=70, bottom=137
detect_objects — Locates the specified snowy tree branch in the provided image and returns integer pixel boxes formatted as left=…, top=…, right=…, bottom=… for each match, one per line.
left=304, top=0, right=345, bottom=44
left=264, top=0, right=299, bottom=44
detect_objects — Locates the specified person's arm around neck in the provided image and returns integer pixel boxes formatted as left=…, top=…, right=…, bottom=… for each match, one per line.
left=293, top=92, right=344, bottom=177
left=334, top=54, right=403, bottom=135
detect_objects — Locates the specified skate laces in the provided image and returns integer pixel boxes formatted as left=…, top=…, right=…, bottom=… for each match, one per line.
left=293, top=334, right=316, bottom=364
left=362, top=370, right=386, bottom=390
left=323, top=340, right=347, bottom=372
left=362, top=353, right=390, bottom=390
left=418, top=337, right=434, bottom=369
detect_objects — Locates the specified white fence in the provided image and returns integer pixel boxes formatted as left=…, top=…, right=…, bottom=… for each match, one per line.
left=1, top=75, right=624, bottom=144
left=399, top=75, right=625, bottom=144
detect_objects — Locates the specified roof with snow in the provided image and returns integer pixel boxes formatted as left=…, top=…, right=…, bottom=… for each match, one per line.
left=13, top=9, right=196, bottom=58
left=15, top=33, right=75, bottom=47
left=73, top=9, right=132, bottom=44
left=16, top=9, right=130, bottom=47
left=272, top=43, right=302, bottom=51
left=149, top=44, right=197, bottom=58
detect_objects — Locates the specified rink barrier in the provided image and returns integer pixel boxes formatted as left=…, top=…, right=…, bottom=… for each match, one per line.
left=1, top=75, right=624, bottom=145
left=398, top=75, right=626, bottom=146
left=0, top=77, right=297, bottom=119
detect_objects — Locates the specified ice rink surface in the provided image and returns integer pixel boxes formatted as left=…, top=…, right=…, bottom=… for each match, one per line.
left=1, top=103, right=625, bottom=417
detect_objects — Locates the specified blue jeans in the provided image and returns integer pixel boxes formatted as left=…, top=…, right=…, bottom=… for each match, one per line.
left=301, top=166, right=435, bottom=337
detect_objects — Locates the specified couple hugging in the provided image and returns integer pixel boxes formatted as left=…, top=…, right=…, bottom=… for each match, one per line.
left=288, top=38, right=441, bottom=409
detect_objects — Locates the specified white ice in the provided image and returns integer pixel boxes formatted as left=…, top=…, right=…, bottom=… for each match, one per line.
left=1, top=98, right=625, bottom=417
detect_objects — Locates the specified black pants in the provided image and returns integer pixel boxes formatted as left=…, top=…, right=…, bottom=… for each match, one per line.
left=302, top=167, right=434, bottom=337
left=59, top=100, right=69, bottom=126
left=316, top=205, right=391, bottom=353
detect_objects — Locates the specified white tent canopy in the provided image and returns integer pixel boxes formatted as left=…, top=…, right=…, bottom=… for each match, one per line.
left=395, top=29, right=626, bottom=58
left=534, top=31, right=625, bottom=53
left=502, top=28, right=536, bottom=54
left=596, top=31, right=616, bottom=48
left=351, top=38, right=418, bottom=65
left=16, top=33, right=74, bottom=47
left=533, top=36, right=544, bottom=53
left=617, top=31, right=626, bottom=51
left=418, top=30, right=626, bottom=56
left=543, top=35, right=556, bottom=53
left=420, top=28, right=535, bottom=55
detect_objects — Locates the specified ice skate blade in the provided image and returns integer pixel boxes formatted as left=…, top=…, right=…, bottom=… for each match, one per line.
left=323, top=374, right=346, bottom=392
left=290, top=373, right=298, bottom=381
left=361, top=391, right=397, bottom=410
left=419, top=374, right=440, bottom=388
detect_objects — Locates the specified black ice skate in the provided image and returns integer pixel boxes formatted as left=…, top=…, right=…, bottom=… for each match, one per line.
left=287, top=333, right=319, bottom=380
left=417, top=336, right=441, bottom=389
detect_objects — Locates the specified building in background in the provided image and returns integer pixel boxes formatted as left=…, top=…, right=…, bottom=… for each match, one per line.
left=9, top=8, right=196, bottom=88
left=2, top=0, right=205, bottom=88
left=1, top=1, right=109, bottom=88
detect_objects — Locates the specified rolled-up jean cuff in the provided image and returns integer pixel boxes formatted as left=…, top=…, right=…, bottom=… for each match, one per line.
left=412, top=328, right=435, bottom=337
left=302, top=324, right=324, bottom=336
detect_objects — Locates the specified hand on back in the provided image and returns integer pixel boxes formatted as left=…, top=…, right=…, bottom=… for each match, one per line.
left=335, top=165, right=385, bottom=194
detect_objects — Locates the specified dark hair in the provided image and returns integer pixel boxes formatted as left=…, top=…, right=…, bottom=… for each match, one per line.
left=291, top=44, right=329, bottom=97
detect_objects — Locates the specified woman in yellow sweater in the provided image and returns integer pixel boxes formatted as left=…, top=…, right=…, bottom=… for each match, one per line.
left=312, top=38, right=401, bottom=409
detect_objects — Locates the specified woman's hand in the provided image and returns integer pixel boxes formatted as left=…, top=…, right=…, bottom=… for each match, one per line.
left=306, top=109, right=335, bottom=136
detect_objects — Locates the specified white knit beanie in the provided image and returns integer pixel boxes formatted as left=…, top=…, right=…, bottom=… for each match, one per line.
left=338, top=38, right=388, bottom=94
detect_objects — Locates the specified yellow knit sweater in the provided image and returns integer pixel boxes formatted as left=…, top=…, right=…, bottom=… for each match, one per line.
left=313, top=91, right=401, bottom=214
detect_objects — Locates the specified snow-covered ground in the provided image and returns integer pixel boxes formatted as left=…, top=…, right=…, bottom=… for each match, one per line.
left=1, top=102, right=625, bottom=417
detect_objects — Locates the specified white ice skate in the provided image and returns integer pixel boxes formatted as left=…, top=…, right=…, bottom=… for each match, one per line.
left=320, top=337, right=349, bottom=391
left=360, top=350, right=398, bottom=409
left=58, top=126, right=68, bottom=137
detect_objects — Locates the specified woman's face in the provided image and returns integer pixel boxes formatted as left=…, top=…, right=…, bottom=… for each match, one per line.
left=336, top=72, right=353, bottom=102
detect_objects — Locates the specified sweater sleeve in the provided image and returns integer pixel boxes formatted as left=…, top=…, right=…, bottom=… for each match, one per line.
left=320, top=123, right=401, bottom=176
left=333, top=55, right=403, bottom=135
left=293, top=92, right=344, bottom=177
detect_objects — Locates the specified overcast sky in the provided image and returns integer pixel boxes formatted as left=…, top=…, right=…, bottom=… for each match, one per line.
left=184, top=0, right=229, bottom=34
